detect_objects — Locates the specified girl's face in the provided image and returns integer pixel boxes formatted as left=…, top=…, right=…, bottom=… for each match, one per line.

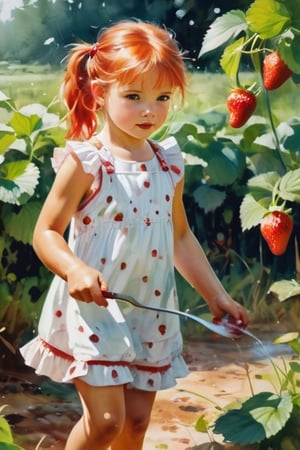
left=101, top=68, right=174, bottom=142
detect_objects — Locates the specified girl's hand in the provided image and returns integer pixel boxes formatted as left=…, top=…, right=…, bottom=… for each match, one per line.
left=66, top=263, right=108, bottom=307
left=207, top=292, right=249, bottom=329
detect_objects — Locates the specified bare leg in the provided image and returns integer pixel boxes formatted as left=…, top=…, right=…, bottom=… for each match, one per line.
left=65, top=380, right=126, bottom=450
left=111, top=388, right=156, bottom=450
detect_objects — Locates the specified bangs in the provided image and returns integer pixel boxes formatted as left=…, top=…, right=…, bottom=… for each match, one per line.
left=115, top=58, right=186, bottom=101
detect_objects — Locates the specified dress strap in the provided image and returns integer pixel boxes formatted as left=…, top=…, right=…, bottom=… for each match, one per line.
left=89, top=137, right=115, bottom=174
left=148, top=141, right=169, bottom=172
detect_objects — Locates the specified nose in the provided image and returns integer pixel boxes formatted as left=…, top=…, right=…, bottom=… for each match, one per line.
left=142, top=107, right=154, bottom=118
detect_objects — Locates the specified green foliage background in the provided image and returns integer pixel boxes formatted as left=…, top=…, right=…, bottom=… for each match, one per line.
left=0, top=0, right=252, bottom=68
left=1, top=0, right=300, bottom=369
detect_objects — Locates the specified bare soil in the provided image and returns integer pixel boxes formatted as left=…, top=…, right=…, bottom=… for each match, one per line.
left=0, top=326, right=294, bottom=450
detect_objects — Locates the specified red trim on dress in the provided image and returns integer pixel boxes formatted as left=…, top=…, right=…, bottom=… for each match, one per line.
left=78, top=170, right=103, bottom=211
left=40, top=339, right=171, bottom=374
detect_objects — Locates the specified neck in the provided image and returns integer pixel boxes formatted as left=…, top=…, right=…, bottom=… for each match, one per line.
left=97, top=130, right=153, bottom=162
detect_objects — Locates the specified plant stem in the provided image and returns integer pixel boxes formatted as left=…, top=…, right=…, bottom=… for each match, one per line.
left=244, top=363, right=255, bottom=396
left=263, top=88, right=286, bottom=173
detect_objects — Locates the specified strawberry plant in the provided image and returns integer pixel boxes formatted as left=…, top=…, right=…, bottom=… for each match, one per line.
left=190, top=0, right=300, bottom=446
left=197, top=0, right=300, bottom=300
left=0, top=91, right=65, bottom=366
left=212, top=332, right=300, bottom=448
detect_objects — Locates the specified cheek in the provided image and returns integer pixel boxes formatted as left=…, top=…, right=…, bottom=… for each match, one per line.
left=109, top=104, right=131, bottom=125
left=157, top=105, right=170, bottom=121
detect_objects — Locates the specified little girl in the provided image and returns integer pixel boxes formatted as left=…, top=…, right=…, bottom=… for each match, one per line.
left=21, top=20, right=248, bottom=450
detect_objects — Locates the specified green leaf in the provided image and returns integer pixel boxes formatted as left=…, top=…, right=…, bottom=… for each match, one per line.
left=248, top=392, right=293, bottom=438
left=0, top=282, right=11, bottom=322
left=0, top=416, right=24, bottom=447
left=8, top=112, right=41, bottom=137
left=284, top=0, right=300, bottom=21
left=0, top=161, right=40, bottom=204
left=242, top=123, right=270, bottom=150
left=293, top=396, right=300, bottom=408
left=279, top=33, right=300, bottom=74
left=290, top=361, right=300, bottom=373
left=0, top=444, right=24, bottom=450
left=273, top=332, right=300, bottom=355
left=0, top=91, right=15, bottom=112
left=280, top=120, right=300, bottom=153
left=214, top=409, right=266, bottom=444
left=193, top=185, right=226, bottom=213
left=278, top=168, right=300, bottom=202
left=214, top=392, right=293, bottom=444
left=0, top=128, right=16, bottom=155
left=204, top=144, right=246, bottom=186
left=240, top=193, right=267, bottom=231
left=168, top=122, right=202, bottom=152
left=220, top=37, right=245, bottom=79
left=269, top=279, right=300, bottom=301
left=0, top=160, right=28, bottom=180
left=0, top=417, right=13, bottom=443
left=20, top=103, right=60, bottom=130
left=273, top=332, right=300, bottom=344
left=199, top=10, right=248, bottom=57
left=247, top=0, right=291, bottom=38
left=248, top=172, right=280, bottom=199
left=196, top=110, right=227, bottom=133
left=194, top=414, right=210, bottom=433
left=2, top=202, right=41, bottom=244
left=183, top=153, right=207, bottom=167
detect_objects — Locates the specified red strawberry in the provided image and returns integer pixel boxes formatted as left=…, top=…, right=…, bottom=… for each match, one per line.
left=226, top=88, right=257, bottom=128
left=260, top=210, right=294, bottom=255
left=263, top=51, right=292, bottom=90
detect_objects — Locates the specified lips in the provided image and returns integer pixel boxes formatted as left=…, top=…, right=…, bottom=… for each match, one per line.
left=137, top=123, right=153, bottom=130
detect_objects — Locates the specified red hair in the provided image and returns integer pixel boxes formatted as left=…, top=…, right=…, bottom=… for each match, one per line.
left=62, top=21, right=186, bottom=140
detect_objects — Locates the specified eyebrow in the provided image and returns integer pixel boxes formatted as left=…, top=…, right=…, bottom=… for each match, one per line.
left=122, top=88, right=173, bottom=94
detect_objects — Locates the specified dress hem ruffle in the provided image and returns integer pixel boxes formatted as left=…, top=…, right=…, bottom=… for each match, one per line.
left=20, top=336, right=188, bottom=392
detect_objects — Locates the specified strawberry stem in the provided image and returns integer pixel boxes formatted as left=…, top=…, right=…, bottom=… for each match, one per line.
left=263, top=88, right=287, bottom=172
left=239, top=34, right=287, bottom=173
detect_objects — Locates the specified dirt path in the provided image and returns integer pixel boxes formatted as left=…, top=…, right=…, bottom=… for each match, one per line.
left=1, top=329, right=293, bottom=449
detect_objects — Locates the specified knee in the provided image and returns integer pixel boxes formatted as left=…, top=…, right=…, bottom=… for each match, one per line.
left=127, top=411, right=151, bottom=437
left=84, top=411, right=125, bottom=444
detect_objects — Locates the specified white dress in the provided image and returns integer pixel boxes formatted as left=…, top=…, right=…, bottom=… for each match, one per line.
left=21, top=136, right=188, bottom=391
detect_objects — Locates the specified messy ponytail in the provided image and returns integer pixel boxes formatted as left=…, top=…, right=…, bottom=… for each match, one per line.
left=62, top=44, right=98, bottom=140
left=62, top=20, right=187, bottom=140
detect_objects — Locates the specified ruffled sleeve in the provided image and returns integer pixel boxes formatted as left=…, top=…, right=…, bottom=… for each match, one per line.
left=51, top=141, right=102, bottom=177
left=159, top=136, right=184, bottom=185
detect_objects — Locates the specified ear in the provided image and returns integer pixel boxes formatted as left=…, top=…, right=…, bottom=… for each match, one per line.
left=91, top=81, right=105, bottom=107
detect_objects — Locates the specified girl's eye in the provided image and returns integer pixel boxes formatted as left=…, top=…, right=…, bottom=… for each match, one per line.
left=125, top=94, right=140, bottom=100
left=158, top=95, right=171, bottom=102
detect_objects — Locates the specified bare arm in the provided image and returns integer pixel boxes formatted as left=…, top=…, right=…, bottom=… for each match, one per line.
left=33, top=153, right=108, bottom=305
left=173, top=178, right=248, bottom=326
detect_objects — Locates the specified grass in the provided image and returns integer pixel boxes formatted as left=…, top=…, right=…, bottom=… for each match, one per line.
left=0, top=65, right=299, bottom=123
left=0, top=64, right=63, bottom=120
